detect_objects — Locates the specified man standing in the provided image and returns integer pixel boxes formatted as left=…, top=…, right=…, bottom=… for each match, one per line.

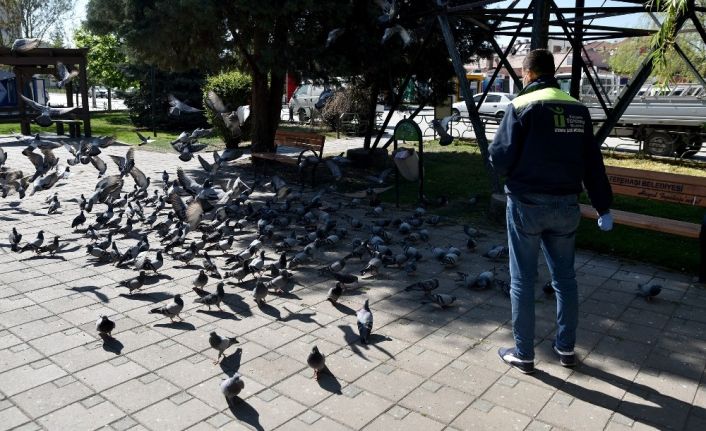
left=489, top=49, right=613, bottom=374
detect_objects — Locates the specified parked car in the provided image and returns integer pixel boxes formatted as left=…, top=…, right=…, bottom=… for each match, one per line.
left=94, top=86, right=108, bottom=98
left=452, top=92, right=515, bottom=120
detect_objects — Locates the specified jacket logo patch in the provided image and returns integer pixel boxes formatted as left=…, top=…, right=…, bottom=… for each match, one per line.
left=548, top=106, right=566, bottom=128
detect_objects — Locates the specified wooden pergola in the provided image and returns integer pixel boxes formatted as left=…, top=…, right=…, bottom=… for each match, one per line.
left=0, top=47, right=91, bottom=137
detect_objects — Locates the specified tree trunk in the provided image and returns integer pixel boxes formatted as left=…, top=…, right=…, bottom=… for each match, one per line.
left=107, top=88, right=112, bottom=112
left=363, top=82, right=380, bottom=149
left=248, top=17, right=287, bottom=154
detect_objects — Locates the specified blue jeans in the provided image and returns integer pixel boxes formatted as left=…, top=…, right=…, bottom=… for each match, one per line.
left=506, top=193, right=581, bottom=360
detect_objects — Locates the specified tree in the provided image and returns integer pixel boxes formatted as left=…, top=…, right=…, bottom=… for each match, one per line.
left=650, top=0, right=705, bottom=82
left=609, top=3, right=705, bottom=83
left=0, top=0, right=75, bottom=44
left=73, top=27, right=135, bottom=111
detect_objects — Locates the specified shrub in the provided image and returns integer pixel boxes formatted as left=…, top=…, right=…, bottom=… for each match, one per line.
left=321, top=84, right=373, bottom=134
left=202, top=70, right=252, bottom=148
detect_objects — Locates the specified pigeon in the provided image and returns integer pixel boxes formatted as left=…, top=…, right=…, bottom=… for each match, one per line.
left=220, top=373, right=245, bottom=400
left=252, top=280, right=268, bottom=305
left=382, top=24, right=412, bottom=46
left=375, top=0, right=400, bottom=24
left=331, top=272, right=359, bottom=289
left=55, top=62, right=79, bottom=88
left=168, top=94, right=203, bottom=116
left=404, top=278, right=439, bottom=294
left=326, top=28, right=345, bottom=48
left=71, top=211, right=86, bottom=229
left=636, top=283, right=662, bottom=301
left=20, top=95, right=76, bottom=127
left=356, top=299, right=374, bottom=345
left=431, top=113, right=460, bottom=146
left=96, top=315, right=115, bottom=337
left=429, top=293, right=456, bottom=308
left=149, top=294, right=184, bottom=322
left=483, top=244, right=508, bottom=260
left=307, top=346, right=326, bottom=380
left=46, top=195, right=61, bottom=214
left=192, top=270, right=208, bottom=289
left=209, top=331, right=239, bottom=364
left=136, top=131, right=155, bottom=146
left=365, top=168, right=392, bottom=186
left=20, top=230, right=44, bottom=252
left=327, top=282, right=343, bottom=304
left=119, top=271, right=147, bottom=295
left=193, top=282, right=225, bottom=311
left=8, top=227, right=22, bottom=252
left=11, top=38, right=41, bottom=53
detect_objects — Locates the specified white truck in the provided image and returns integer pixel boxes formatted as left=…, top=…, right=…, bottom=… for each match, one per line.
left=556, top=73, right=706, bottom=157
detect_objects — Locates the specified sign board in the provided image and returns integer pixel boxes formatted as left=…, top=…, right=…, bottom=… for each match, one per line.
left=393, top=119, right=423, bottom=142
left=605, top=165, right=706, bottom=207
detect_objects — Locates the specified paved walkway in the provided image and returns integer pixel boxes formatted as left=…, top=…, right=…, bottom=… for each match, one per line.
left=0, top=138, right=705, bottom=431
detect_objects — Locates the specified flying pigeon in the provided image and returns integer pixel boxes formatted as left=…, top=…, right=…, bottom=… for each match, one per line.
left=20, top=95, right=76, bottom=127
left=168, top=94, right=203, bottom=116
left=55, top=62, right=79, bottom=88
left=431, top=113, right=460, bottom=146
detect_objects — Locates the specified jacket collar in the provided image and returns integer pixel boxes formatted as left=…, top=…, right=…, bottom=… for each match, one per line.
left=519, top=75, right=560, bottom=96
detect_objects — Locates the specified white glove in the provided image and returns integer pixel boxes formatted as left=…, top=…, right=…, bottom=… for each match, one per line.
left=597, top=213, right=613, bottom=232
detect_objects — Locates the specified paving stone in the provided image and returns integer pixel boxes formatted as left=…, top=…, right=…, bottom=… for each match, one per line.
left=399, top=384, right=472, bottom=424
left=538, top=393, right=615, bottom=431
left=0, top=361, right=67, bottom=396
left=315, top=389, right=393, bottom=429
left=0, top=406, right=31, bottom=430
left=225, top=394, right=306, bottom=430
left=75, top=358, right=148, bottom=392
left=36, top=400, right=125, bottom=430
left=133, top=398, right=217, bottom=431
left=274, top=372, right=336, bottom=407
left=453, top=403, right=532, bottom=430
left=278, top=416, right=352, bottom=431
left=363, top=410, right=446, bottom=431
left=483, top=378, right=554, bottom=417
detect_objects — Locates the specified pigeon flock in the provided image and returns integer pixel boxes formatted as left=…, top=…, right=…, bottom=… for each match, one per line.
left=2, top=33, right=666, bottom=426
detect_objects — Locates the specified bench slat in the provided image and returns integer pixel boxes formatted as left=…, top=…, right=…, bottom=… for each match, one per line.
left=579, top=204, right=700, bottom=239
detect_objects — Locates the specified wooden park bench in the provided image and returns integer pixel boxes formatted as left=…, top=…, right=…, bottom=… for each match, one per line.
left=54, top=119, right=83, bottom=138
left=251, top=129, right=326, bottom=186
left=579, top=165, right=706, bottom=282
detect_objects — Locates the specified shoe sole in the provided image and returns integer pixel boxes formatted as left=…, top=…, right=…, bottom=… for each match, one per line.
left=500, top=357, right=535, bottom=374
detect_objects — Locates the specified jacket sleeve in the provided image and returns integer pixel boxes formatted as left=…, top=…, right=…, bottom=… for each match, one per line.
left=489, top=104, right=524, bottom=177
left=582, top=123, right=613, bottom=215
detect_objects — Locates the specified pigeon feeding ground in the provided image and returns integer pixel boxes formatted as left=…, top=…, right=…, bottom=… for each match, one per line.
left=1, top=136, right=705, bottom=431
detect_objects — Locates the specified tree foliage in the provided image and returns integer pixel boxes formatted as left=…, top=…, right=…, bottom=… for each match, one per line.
left=73, top=27, right=135, bottom=90
left=650, top=0, right=705, bottom=83
left=84, top=0, right=492, bottom=152
left=0, top=0, right=74, bottom=45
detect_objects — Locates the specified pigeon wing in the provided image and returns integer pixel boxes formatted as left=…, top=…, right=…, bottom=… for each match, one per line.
left=185, top=200, right=204, bottom=229
left=90, top=156, right=107, bottom=175
left=205, top=90, right=227, bottom=113
left=129, top=166, right=149, bottom=189
left=20, top=94, right=44, bottom=111
left=168, top=192, right=187, bottom=221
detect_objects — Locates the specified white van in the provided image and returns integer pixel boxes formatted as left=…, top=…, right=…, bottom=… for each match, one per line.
left=288, top=83, right=329, bottom=122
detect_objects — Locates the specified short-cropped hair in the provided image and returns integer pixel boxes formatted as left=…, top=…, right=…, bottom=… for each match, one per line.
left=523, top=49, right=555, bottom=76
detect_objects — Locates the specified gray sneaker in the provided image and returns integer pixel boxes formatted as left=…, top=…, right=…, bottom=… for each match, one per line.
left=498, top=347, right=535, bottom=374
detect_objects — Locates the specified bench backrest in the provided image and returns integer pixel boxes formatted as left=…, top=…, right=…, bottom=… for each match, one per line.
left=274, top=130, right=325, bottom=157
left=605, top=165, right=706, bottom=207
